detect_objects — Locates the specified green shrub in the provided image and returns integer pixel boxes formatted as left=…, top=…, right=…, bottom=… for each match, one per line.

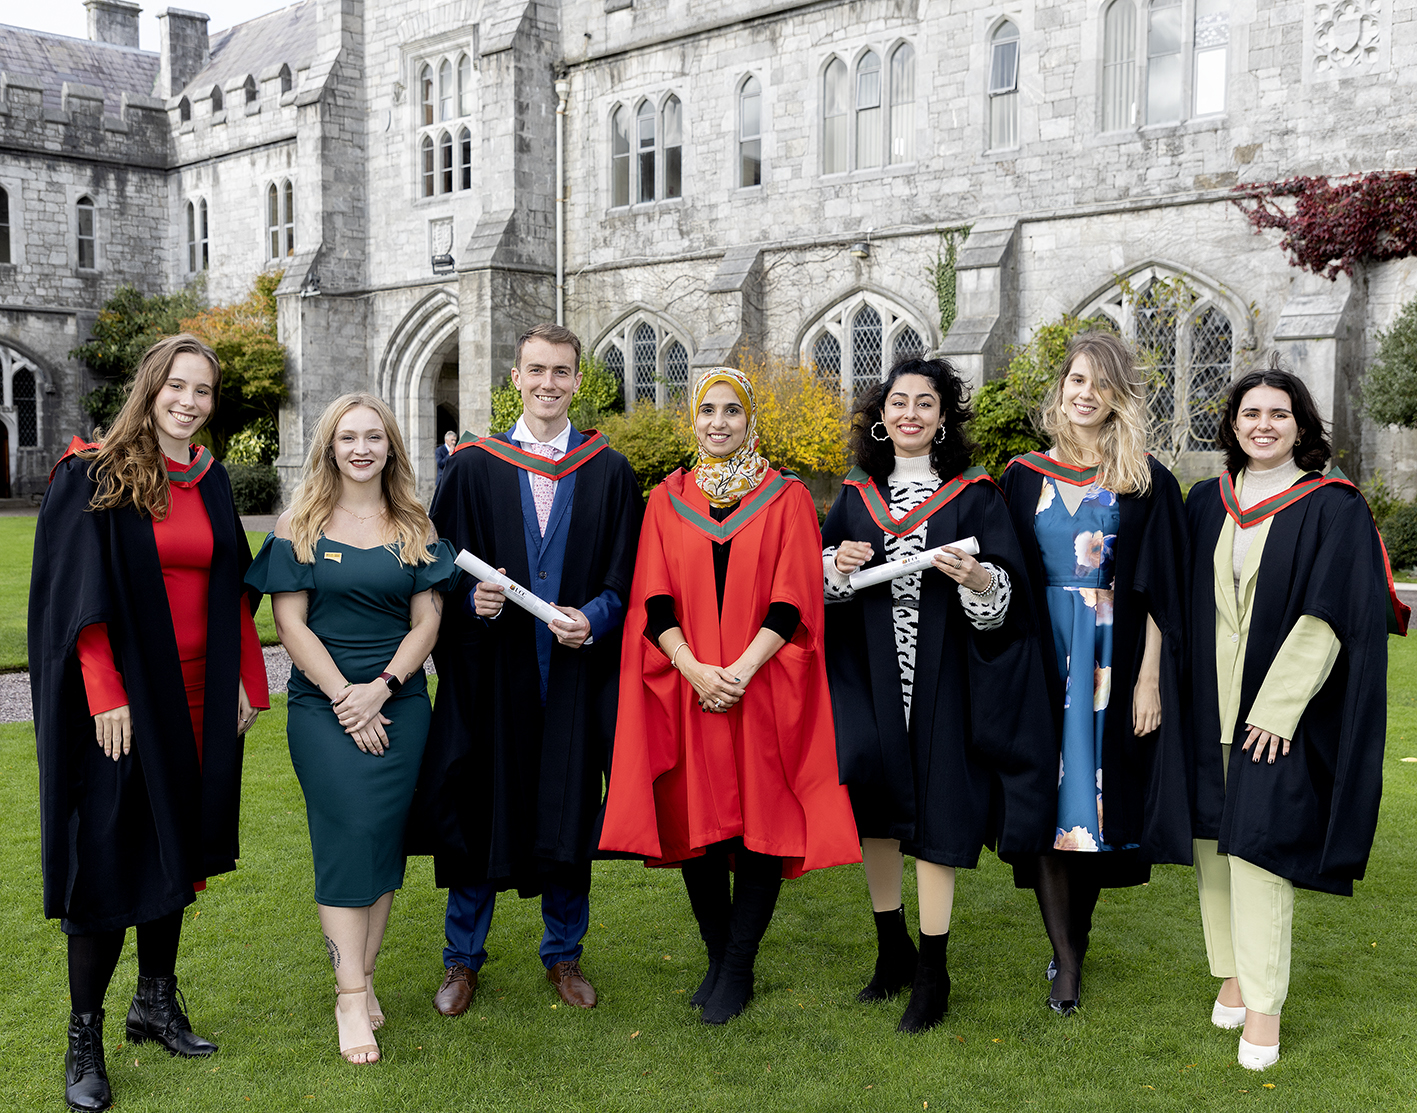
left=226, top=462, right=281, bottom=515
left=1362, top=470, right=1406, bottom=532
left=1381, top=502, right=1417, bottom=572
left=599, top=406, right=696, bottom=500
left=489, top=356, right=625, bottom=434
left=1364, top=296, right=1417, bottom=428
left=225, top=417, right=280, bottom=466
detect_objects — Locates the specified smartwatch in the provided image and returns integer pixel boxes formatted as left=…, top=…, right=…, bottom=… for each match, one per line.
left=379, top=671, right=402, bottom=695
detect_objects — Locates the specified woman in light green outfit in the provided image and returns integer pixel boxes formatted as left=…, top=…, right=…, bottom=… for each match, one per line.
left=1183, top=359, right=1403, bottom=1072
left=246, top=392, right=457, bottom=1066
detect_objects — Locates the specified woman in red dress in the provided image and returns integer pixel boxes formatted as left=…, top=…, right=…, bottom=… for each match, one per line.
left=30, top=334, right=269, bottom=1112
left=600, top=367, right=859, bottom=1025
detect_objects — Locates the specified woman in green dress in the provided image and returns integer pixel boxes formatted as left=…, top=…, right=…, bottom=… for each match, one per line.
left=246, top=391, right=455, bottom=1064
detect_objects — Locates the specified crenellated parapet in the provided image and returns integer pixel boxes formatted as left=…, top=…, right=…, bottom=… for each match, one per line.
left=0, top=71, right=170, bottom=166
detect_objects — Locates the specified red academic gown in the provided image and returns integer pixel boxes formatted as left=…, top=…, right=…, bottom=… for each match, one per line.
left=73, top=451, right=269, bottom=888
left=600, top=468, right=860, bottom=879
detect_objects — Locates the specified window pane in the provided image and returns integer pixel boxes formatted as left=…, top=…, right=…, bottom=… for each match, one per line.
left=664, top=341, right=689, bottom=398
left=889, top=45, right=914, bottom=163
left=989, top=33, right=1019, bottom=93
left=440, top=131, right=453, bottom=193
left=283, top=181, right=294, bottom=255
left=457, top=54, right=471, bottom=117
left=420, top=65, right=433, bottom=127
left=77, top=201, right=94, bottom=269
left=1146, top=51, right=1181, bottom=123
left=856, top=53, right=881, bottom=110
left=663, top=97, right=682, bottom=199
left=268, top=185, right=280, bottom=257
left=813, top=332, right=841, bottom=389
left=13, top=369, right=36, bottom=446
left=245, top=75, right=257, bottom=104
left=422, top=136, right=435, bottom=197
left=856, top=106, right=880, bottom=169
left=823, top=59, right=848, bottom=174
left=637, top=103, right=655, bottom=203
left=851, top=306, right=883, bottom=395
left=611, top=107, right=630, bottom=207
left=1148, top=0, right=1182, bottom=55
left=895, top=326, right=924, bottom=363
left=0, top=187, right=9, bottom=264
left=1188, top=308, right=1232, bottom=449
left=199, top=199, right=209, bottom=270
left=187, top=203, right=196, bottom=273
left=1135, top=285, right=1177, bottom=444
left=741, top=138, right=761, bottom=187
left=633, top=323, right=657, bottom=405
left=1194, top=48, right=1226, bottom=115
left=741, top=78, right=762, bottom=186
left=1103, top=0, right=1137, bottom=131
left=990, top=91, right=1018, bottom=148
left=459, top=128, right=472, bottom=190
left=439, top=60, right=452, bottom=122
left=603, top=345, right=625, bottom=404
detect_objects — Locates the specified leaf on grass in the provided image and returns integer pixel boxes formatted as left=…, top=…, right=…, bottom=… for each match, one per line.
left=630, top=1031, right=640, bottom=1039
left=992, top=1038, right=1002, bottom=1043
left=1263, top=1084, right=1275, bottom=1089
left=956, top=1036, right=965, bottom=1044
left=663, top=955, right=672, bottom=960
left=1143, top=1085, right=1154, bottom=1090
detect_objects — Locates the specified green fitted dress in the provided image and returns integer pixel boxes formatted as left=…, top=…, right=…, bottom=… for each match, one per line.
left=247, top=534, right=458, bottom=906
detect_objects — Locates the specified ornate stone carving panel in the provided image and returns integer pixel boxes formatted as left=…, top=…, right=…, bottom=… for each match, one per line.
left=1304, top=0, right=1391, bottom=82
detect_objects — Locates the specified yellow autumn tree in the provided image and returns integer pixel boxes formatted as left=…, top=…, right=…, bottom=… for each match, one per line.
left=738, top=353, right=851, bottom=477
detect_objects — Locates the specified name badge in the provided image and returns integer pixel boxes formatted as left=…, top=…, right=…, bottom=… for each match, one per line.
left=324, top=551, right=342, bottom=563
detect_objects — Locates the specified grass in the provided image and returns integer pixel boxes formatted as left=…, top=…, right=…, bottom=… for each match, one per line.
left=0, top=651, right=1415, bottom=1111
left=0, top=519, right=278, bottom=671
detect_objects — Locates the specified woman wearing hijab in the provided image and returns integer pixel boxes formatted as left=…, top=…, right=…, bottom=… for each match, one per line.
left=30, top=334, right=269, bottom=1112
left=821, top=356, right=1055, bottom=1033
left=1185, top=358, right=1406, bottom=1070
left=600, top=367, right=860, bottom=1025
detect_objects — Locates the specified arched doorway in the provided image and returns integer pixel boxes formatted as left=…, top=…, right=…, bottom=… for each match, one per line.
left=378, top=289, right=460, bottom=500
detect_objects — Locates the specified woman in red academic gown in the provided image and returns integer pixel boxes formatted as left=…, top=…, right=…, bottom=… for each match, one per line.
left=600, top=366, right=859, bottom=1025
left=30, top=334, right=268, bottom=1112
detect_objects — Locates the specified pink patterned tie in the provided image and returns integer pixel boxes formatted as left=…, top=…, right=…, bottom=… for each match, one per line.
left=523, top=440, right=561, bottom=536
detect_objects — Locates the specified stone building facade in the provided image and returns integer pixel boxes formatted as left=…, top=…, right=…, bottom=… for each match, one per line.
left=0, top=0, right=1413, bottom=502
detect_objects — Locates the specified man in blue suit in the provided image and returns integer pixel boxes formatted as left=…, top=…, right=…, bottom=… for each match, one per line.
left=417, top=324, right=642, bottom=1014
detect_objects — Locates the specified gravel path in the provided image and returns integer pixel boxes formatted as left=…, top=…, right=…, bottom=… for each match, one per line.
left=1, top=646, right=437, bottom=726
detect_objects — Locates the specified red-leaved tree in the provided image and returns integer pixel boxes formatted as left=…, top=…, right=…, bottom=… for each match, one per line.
left=1231, top=172, right=1417, bottom=280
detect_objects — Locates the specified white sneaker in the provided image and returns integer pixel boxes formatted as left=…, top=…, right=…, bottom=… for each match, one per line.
left=1238, top=1036, right=1280, bottom=1070
left=1211, top=999, right=1247, bottom=1029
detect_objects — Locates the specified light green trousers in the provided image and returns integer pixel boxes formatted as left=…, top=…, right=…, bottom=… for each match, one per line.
left=1193, top=745, right=1295, bottom=1016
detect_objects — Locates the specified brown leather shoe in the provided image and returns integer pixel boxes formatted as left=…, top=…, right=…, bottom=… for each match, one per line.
left=433, top=963, right=477, bottom=1017
left=546, top=960, right=597, bottom=1009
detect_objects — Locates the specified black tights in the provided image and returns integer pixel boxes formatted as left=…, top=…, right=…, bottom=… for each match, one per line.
left=681, top=839, right=783, bottom=957
left=67, top=909, right=185, bottom=1015
left=1035, top=855, right=1101, bottom=1002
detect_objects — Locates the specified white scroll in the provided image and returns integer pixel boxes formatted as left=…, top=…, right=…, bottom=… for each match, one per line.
left=847, top=536, right=981, bottom=591
left=454, top=549, right=574, bottom=628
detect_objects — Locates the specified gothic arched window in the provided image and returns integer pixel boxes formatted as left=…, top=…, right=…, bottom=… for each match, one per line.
left=855, top=51, right=881, bottom=169
left=823, top=58, right=848, bottom=174
left=610, top=105, right=630, bottom=208
left=1102, top=0, right=1137, bottom=131
left=596, top=315, right=695, bottom=410
left=988, top=22, right=1020, bottom=150
left=662, top=95, right=683, bottom=200
left=889, top=43, right=915, bottom=164
left=801, top=293, right=933, bottom=398
left=739, top=76, right=762, bottom=187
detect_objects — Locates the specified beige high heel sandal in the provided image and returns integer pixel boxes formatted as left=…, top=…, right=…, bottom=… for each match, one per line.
left=365, top=967, right=384, bottom=1030
left=335, top=986, right=380, bottom=1064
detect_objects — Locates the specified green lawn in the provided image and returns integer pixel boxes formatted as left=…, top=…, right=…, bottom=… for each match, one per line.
left=0, top=519, right=277, bottom=671
left=1, top=651, right=1415, bottom=1110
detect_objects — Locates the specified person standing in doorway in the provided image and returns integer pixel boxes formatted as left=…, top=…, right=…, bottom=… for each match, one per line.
left=435, top=429, right=456, bottom=490
left=413, top=324, right=642, bottom=1016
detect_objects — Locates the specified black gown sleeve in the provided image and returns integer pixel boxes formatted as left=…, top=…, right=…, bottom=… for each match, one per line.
left=645, top=594, right=678, bottom=642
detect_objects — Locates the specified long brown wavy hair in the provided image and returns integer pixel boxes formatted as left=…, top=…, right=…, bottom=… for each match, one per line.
left=84, top=333, right=222, bottom=518
left=287, top=392, right=437, bottom=565
left=1040, top=331, right=1152, bottom=496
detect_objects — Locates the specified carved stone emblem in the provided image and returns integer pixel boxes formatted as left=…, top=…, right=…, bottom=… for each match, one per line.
left=1314, top=0, right=1381, bottom=72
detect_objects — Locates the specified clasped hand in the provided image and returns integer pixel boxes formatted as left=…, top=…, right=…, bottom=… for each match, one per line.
left=681, top=658, right=749, bottom=713
left=332, top=681, right=393, bottom=756
left=1241, top=724, right=1290, bottom=764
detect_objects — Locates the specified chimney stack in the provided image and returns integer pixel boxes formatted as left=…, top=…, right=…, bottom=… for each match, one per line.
left=158, top=8, right=210, bottom=98
left=85, top=0, right=141, bottom=49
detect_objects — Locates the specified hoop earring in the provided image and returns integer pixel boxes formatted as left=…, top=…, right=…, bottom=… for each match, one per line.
left=934, top=425, right=946, bottom=443
left=870, top=421, right=890, bottom=442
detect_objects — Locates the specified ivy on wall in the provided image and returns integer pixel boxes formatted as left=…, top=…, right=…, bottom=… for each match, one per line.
left=930, top=225, right=971, bottom=340
left=1231, top=172, right=1417, bottom=280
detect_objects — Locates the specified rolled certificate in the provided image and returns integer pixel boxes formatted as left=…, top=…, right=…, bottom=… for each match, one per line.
left=454, top=549, right=572, bottom=628
left=847, top=536, right=981, bottom=591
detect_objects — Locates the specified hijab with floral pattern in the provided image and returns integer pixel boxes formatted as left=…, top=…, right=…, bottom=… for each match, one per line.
left=691, top=366, right=770, bottom=508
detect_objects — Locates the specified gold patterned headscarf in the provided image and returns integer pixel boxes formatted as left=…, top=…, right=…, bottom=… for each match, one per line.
left=691, top=367, right=770, bottom=508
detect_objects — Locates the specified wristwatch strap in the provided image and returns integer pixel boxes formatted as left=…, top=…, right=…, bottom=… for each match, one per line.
left=379, top=671, right=402, bottom=695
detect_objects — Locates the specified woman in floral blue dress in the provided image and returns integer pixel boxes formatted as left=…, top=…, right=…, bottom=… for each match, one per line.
left=1001, top=332, right=1190, bottom=1017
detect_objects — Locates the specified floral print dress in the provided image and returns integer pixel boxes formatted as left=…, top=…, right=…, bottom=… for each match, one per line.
left=1033, top=477, right=1123, bottom=852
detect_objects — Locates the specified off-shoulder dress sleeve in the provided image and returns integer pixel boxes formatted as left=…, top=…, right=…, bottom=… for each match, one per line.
left=412, top=538, right=462, bottom=594
left=244, top=534, right=316, bottom=594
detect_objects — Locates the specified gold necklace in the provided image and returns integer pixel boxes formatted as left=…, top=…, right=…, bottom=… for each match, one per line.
left=336, top=503, right=386, bottom=523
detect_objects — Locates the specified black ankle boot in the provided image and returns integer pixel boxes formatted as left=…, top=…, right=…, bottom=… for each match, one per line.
left=65, top=1009, right=112, bottom=1112
left=897, top=931, right=950, bottom=1033
left=690, top=954, right=725, bottom=1009
left=126, top=975, right=218, bottom=1057
left=858, top=906, right=918, bottom=1003
left=701, top=943, right=755, bottom=1025
left=701, top=850, right=782, bottom=1026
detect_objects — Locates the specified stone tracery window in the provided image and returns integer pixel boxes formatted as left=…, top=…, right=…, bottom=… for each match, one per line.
left=416, top=48, right=476, bottom=198
left=596, top=314, right=694, bottom=410
left=1143, top=0, right=1226, bottom=125
left=801, top=293, right=932, bottom=397
left=608, top=93, right=687, bottom=209
left=76, top=196, right=95, bottom=270
left=1, top=346, right=41, bottom=452
left=267, top=180, right=294, bottom=259
left=823, top=44, right=916, bottom=175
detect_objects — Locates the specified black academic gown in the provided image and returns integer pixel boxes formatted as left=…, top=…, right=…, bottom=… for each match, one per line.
left=821, top=476, right=1056, bottom=866
left=1002, top=456, right=1193, bottom=880
left=410, top=437, right=643, bottom=892
left=1185, top=475, right=1390, bottom=896
left=30, top=455, right=257, bottom=933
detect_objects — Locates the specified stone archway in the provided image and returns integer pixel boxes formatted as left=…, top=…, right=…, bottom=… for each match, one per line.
left=378, top=289, right=460, bottom=499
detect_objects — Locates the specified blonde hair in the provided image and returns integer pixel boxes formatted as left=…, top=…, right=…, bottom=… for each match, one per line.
left=84, top=333, right=221, bottom=518
left=287, top=392, right=437, bottom=565
left=1041, top=332, right=1152, bottom=497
